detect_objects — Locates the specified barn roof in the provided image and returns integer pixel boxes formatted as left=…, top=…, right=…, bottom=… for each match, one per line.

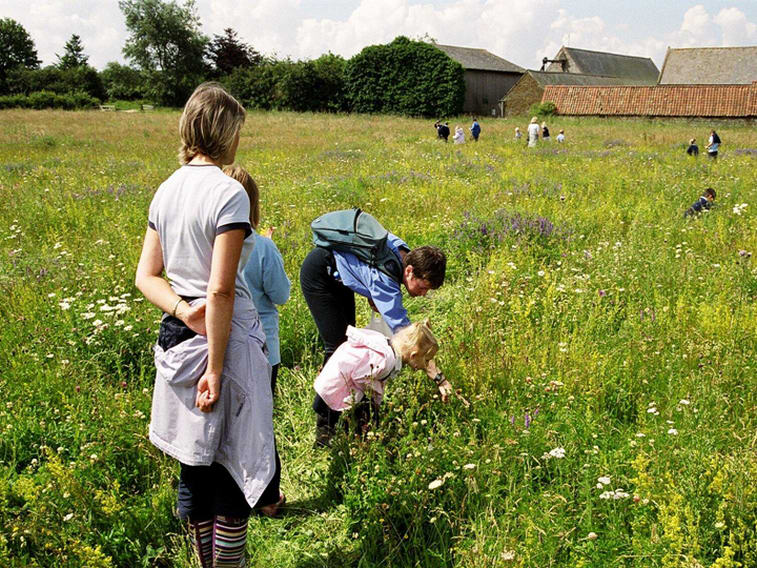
left=658, top=46, right=757, bottom=85
left=552, top=46, right=659, bottom=83
left=542, top=83, right=757, bottom=117
left=526, top=71, right=648, bottom=86
left=434, top=44, right=524, bottom=73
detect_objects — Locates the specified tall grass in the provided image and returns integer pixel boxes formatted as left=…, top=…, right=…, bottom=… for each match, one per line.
left=0, top=109, right=755, bottom=567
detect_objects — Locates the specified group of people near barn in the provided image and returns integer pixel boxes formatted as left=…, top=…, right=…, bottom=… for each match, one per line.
left=135, top=82, right=453, bottom=567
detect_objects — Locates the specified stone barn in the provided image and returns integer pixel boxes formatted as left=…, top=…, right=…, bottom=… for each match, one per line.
left=658, top=46, right=757, bottom=84
left=500, top=46, right=659, bottom=117
left=434, top=43, right=524, bottom=117
left=543, top=46, right=659, bottom=82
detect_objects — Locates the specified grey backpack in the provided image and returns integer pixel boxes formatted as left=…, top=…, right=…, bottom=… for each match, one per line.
left=311, top=208, right=404, bottom=283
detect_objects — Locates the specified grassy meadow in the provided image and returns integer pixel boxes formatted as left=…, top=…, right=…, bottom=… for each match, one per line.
left=0, top=108, right=755, bottom=567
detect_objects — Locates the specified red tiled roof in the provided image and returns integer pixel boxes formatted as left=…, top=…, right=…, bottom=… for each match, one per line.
left=542, top=83, right=757, bottom=117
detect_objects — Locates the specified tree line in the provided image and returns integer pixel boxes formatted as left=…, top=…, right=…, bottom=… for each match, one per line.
left=0, top=0, right=465, bottom=117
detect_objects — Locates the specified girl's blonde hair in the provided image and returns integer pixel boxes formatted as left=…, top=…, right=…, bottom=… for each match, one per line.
left=222, top=165, right=259, bottom=229
left=178, top=82, right=246, bottom=165
left=391, top=320, right=438, bottom=362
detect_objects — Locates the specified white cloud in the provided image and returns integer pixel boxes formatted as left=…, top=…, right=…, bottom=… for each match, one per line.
left=714, top=7, right=757, bottom=44
left=0, top=1, right=755, bottom=72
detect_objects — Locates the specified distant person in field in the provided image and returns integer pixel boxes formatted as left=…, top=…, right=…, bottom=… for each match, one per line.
left=299, top=209, right=452, bottom=445
left=312, top=320, right=441, bottom=446
left=453, top=125, right=465, bottom=144
left=556, top=129, right=565, bottom=143
left=706, top=130, right=721, bottom=159
left=541, top=121, right=551, bottom=141
left=527, top=117, right=540, bottom=147
left=684, top=187, right=716, bottom=217
left=434, top=120, right=450, bottom=142
left=470, top=118, right=481, bottom=142
left=135, top=82, right=282, bottom=568
left=686, top=138, right=699, bottom=157
left=224, top=165, right=291, bottom=396
left=514, top=126, right=522, bottom=141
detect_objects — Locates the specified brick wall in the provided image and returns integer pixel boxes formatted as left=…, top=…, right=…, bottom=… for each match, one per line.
left=542, top=83, right=757, bottom=117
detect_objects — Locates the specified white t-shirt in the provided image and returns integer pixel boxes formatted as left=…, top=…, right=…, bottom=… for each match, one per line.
left=528, top=123, right=540, bottom=139
left=148, top=164, right=254, bottom=300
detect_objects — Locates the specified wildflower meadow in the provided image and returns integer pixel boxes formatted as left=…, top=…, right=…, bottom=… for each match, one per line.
left=1, top=109, right=755, bottom=567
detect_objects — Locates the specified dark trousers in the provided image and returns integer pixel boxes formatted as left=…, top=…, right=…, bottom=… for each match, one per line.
left=313, top=393, right=379, bottom=433
left=300, top=247, right=356, bottom=365
left=177, top=448, right=282, bottom=521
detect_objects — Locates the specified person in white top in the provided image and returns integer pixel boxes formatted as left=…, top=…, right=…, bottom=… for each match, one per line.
left=527, top=116, right=540, bottom=147
left=556, top=129, right=565, bottom=143
left=453, top=125, right=465, bottom=144
left=135, top=82, right=281, bottom=568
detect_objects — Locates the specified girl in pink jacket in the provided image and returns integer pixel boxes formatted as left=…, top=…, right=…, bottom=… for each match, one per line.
left=313, top=320, right=442, bottom=446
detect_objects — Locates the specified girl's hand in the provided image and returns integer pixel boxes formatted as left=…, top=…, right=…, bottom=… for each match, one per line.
left=438, top=379, right=452, bottom=403
left=196, top=371, right=221, bottom=412
left=177, top=301, right=207, bottom=336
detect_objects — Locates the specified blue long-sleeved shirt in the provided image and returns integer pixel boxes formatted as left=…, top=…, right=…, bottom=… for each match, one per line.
left=332, top=233, right=410, bottom=333
left=242, top=234, right=290, bottom=365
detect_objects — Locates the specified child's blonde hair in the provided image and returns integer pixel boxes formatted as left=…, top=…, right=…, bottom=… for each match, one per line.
left=223, top=165, right=260, bottom=229
left=178, top=82, right=246, bottom=165
left=391, top=320, right=438, bottom=363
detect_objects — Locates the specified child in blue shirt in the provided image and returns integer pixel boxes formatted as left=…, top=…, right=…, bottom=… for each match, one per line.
left=224, top=165, right=291, bottom=394
left=684, top=187, right=716, bottom=217
left=470, top=118, right=481, bottom=142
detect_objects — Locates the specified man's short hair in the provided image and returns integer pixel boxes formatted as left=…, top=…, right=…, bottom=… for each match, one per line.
left=404, top=246, right=446, bottom=289
left=705, top=187, right=716, bottom=199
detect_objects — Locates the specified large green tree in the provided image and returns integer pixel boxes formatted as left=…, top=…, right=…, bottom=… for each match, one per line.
left=56, top=34, right=89, bottom=69
left=345, top=36, right=465, bottom=117
left=208, top=28, right=261, bottom=76
left=0, top=18, right=40, bottom=93
left=118, top=0, right=208, bottom=105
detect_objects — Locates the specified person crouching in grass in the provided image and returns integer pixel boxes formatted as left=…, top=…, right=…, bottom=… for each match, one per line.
left=684, top=187, right=716, bottom=217
left=312, top=320, right=444, bottom=447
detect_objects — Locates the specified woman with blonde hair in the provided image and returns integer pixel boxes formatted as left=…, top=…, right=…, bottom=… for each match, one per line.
left=312, top=320, right=447, bottom=446
left=136, top=82, right=281, bottom=568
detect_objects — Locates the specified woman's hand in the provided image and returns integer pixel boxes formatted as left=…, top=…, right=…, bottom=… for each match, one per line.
left=177, top=301, right=207, bottom=336
left=196, top=371, right=221, bottom=412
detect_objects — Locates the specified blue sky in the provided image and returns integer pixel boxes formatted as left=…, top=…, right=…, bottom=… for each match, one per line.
left=1, top=1, right=756, bottom=70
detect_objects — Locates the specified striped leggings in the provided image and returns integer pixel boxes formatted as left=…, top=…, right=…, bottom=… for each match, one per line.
left=188, top=516, right=247, bottom=567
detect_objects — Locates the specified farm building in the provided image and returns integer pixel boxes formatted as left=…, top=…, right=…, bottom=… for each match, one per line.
left=542, top=82, right=757, bottom=118
left=500, top=46, right=660, bottom=116
left=543, top=46, right=660, bottom=83
left=434, top=43, right=524, bottom=117
left=658, top=46, right=757, bottom=84
left=500, top=71, right=649, bottom=117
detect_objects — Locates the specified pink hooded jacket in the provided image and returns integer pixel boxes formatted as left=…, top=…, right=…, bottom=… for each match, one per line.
left=314, top=326, right=402, bottom=411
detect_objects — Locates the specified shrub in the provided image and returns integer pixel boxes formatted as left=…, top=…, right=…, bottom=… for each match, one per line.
left=345, top=36, right=465, bottom=117
left=222, top=62, right=288, bottom=110
left=6, top=65, right=105, bottom=100
left=99, top=62, right=146, bottom=101
left=278, top=54, right=347, bottom=113
left=530, top=101, right=557, bottom=117
left=0, top=91, right=99, bottom=109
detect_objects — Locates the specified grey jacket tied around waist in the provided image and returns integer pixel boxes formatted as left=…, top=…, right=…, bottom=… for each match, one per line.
left=149, top=297, right=275, bottom=508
